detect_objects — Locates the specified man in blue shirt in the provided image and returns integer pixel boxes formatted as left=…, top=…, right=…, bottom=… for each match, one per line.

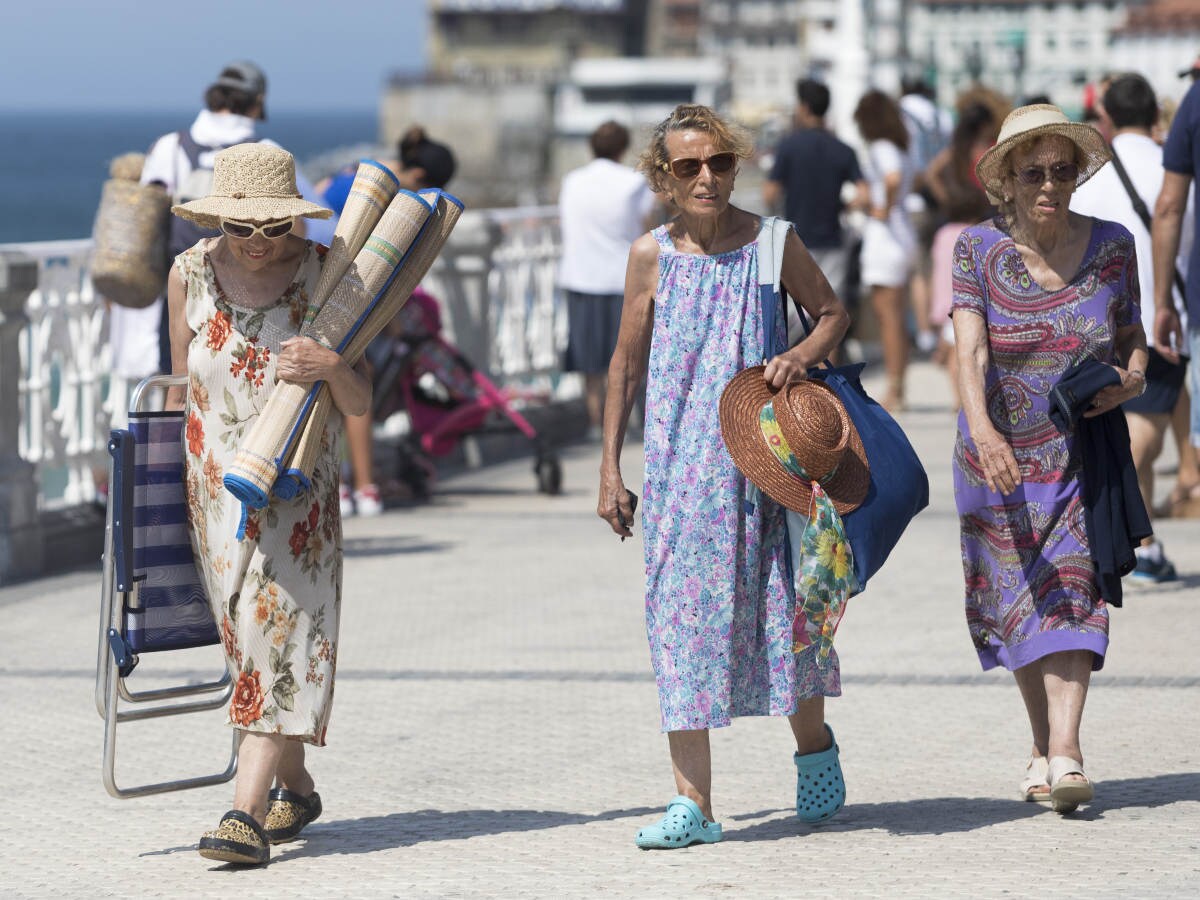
left=1153, top=73, right=1200, bottom=473
left=764, top=79, right=867, bottom=340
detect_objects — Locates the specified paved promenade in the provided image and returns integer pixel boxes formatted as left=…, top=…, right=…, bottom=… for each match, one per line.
left=2, top=361, right=1198, bottom=899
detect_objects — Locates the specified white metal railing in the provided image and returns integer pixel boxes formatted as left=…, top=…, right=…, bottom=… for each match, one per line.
left=2, top=206, right=569, bottom=510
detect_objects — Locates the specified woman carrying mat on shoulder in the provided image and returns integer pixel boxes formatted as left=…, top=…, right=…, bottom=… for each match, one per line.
left=165, top=143, right=371, bottom=865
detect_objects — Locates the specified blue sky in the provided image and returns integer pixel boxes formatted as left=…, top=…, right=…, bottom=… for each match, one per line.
left=5, top=0, right=427, bottom=111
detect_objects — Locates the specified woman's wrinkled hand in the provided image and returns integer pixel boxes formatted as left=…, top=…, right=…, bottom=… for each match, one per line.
left=598, top=467, right=635, bottom=539
left=277, top=337, right=342, bottom=386
left=1082, top=365, right=1144, bottom=418
left=974, top=427, right=1022, bottom=495
left=763, top=350, right=810, bottom=390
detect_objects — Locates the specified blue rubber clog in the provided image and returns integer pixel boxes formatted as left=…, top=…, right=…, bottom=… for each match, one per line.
left=635, top=796, right=723, bottom=850
left=794, top=724, right=845, bottom=823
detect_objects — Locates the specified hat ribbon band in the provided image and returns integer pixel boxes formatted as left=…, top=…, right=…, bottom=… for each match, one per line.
left=757, top=405, right=840, bottom=486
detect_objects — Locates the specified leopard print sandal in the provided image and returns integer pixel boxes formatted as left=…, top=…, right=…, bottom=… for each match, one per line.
left=198, top=809, right=269, bottom=865
left=264, top=787, right=322, bottom=844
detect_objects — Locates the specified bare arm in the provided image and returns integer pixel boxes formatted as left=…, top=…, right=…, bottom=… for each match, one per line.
left=952, top=309, right=1021, bottom=494
left=276, top=337, right=371, bottom=417
left=1150, top=171, right=1190, bottom=360
left=766, top=230, right=850, bottom=387
left=872, top=170, right=903, bottom=220
left=922, top=147, right=953, bottom=213
left=598, top=232, right=657, bottom=537
left=164, top=263, right=194, bottom=411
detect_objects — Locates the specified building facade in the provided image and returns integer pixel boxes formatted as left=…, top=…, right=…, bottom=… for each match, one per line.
left=909, top=1, right=1137, bottom=114
left=1110, top=0, right=1200, bottom=108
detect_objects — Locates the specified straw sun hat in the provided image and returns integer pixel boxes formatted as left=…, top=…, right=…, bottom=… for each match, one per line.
left=172, top=143, right=332, bottom=228
left=719, top=368, right=869, bottom=516
left=975, top=104, right=1111, bottom=202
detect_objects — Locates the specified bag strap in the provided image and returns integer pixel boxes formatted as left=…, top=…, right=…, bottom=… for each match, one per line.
left=1109, top=146, right=1188, bottom=302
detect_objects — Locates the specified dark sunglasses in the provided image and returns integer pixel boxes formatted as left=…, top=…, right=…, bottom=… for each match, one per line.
left=219, top=217, right=295, bottom=240
left=1013, top=163, right=1079, bottom=186
left=661, top=151, right=737, bottom=179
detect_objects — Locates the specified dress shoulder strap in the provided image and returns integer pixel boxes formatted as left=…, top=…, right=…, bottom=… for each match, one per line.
left=651, top=225, right=674, bottom=252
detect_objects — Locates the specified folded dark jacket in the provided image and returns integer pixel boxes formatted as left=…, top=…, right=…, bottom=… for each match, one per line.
left=1049, top=359, right=1151, bottom=607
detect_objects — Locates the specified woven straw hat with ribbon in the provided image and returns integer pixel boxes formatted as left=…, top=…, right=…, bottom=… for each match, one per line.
left=719, top=367, right=869, bottom=516
left=975, top=104, right=1111, bottom=203
left=172, top=143, right=332, bottom=228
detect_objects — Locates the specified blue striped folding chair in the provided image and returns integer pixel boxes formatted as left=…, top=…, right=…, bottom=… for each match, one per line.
left=95, top=374, right=237, bottom=798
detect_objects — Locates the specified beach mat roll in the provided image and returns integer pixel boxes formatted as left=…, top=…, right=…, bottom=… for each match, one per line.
left=224, top=190, right=434, bottom=511
left=279, top=190, right=464, bottom=487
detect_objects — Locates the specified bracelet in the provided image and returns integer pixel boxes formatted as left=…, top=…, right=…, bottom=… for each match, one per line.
left=1130, top=370, right=1147, bottom=396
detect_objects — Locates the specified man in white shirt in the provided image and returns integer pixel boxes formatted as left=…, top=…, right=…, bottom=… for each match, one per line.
left=109, top=61, right=332, bottom=381
left=1072, top=72, right=1197, bottom=582
left=558, top=121, right=658, bottom=438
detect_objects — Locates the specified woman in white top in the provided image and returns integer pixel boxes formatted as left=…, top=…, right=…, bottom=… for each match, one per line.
left=854, top=90, right=917, bottom=410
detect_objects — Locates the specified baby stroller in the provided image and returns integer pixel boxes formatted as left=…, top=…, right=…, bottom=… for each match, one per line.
left=367, top=288, right=563, bottom=498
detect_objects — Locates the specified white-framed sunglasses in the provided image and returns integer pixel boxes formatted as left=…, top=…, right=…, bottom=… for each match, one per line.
left=219, top=217, right=295, bottom=240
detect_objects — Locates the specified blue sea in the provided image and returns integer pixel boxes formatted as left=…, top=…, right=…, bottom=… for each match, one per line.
left=0, top=109, right=381, bottom=244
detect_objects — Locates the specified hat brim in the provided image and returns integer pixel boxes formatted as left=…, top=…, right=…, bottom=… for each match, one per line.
left=975, top=121, right=1111, bottom=202
left=719, top=366, right=869, bottom=516
left=172, top=195, right=332, bottom=229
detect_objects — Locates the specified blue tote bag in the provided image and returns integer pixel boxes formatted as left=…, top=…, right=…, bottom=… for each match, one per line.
left=757, top=218, right=929, bottom=592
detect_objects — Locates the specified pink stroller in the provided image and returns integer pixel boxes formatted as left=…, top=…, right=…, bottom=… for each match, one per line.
left=367, top=288, right=563, bottom=498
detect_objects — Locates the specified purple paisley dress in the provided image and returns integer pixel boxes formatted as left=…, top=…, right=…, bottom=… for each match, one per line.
left=951, top=217, right=1139, bottom=672
left=641, top=223, right=839, bottom=733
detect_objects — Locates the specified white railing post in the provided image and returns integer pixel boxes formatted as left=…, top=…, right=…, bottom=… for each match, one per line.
left=0, top=253, right=45, bottom=583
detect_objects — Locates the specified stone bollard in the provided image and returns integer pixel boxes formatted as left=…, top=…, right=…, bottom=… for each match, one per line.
left=0, top=253, right=44, bottom=584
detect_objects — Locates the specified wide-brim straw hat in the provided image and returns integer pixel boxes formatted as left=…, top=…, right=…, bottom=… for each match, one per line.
left=975, top=104, right=1111, bottom=202
left=719, top=367, right=869, bottom=516
left=172, top=143, right=332, bottom=228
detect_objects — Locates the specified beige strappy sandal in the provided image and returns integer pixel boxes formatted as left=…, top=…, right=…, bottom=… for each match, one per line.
left=1020, top=756, right=1051, bottom=803
left=1047, top=756, right=1094, bottom=813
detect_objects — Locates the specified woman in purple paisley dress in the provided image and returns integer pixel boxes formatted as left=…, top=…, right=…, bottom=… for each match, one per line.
left=952, top=106, right=1149, bottom=813
left=598, top=105, right=851, bottom=847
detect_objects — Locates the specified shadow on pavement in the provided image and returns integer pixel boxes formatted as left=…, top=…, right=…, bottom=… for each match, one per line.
left=342, top=536, right=452, bottom=558
left=725, top=772, right=1200, bottom=839
left=276, top=806, right=661, bottom=856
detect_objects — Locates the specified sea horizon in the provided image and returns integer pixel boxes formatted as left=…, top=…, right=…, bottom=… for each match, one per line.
left=0, top=108, right=382, bottom=244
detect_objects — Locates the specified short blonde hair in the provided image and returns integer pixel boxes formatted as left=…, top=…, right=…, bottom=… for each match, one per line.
left=638, top=104, right=754, bottom=193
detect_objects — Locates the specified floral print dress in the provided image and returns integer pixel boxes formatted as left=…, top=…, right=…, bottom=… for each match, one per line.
left=642, top=223, right=840, bottom=733
left=180, top=239, right=341, bottom=745
left=951, top=217, right=1138, bottom=672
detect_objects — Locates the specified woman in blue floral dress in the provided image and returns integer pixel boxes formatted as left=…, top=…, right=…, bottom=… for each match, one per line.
left=598, top=105, right=852, bottom=847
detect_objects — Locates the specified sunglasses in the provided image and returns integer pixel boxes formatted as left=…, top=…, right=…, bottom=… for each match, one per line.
left=1012, top=163, right=1079, bottom=186
left=219, top=217, right=295, bottom=240
left=661, top=152, right=737, bottom=179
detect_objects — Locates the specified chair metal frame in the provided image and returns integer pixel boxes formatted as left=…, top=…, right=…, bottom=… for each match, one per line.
left=95, top=373, right=237, bottom=798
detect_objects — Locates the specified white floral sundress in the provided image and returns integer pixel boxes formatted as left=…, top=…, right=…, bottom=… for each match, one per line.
left=180, top=239, right=341, bottom=745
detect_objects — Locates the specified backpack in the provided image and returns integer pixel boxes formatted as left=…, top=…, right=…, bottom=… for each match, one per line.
left=91, top=152, right=172, bottom=308
left=168, top=131, right=258, bottom=258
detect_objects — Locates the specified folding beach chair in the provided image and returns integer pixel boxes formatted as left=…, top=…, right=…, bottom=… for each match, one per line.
left=95, top=373, right=237, bottom=798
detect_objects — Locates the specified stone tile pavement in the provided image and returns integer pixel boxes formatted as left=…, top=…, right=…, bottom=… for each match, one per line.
left=2, top=361, right=1198, bottom=898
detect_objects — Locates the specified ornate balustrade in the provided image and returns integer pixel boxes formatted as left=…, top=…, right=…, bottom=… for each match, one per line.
left=0, top=206, right=570, bottom=540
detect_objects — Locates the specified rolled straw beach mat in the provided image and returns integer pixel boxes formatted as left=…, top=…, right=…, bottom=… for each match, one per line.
left=303, top=159, right=400, bottom=324
left=91, top=153, right=172, bottom=308
left=279, top=190, right=465, bottom=487
left=223, top=190, right=434, bottom=510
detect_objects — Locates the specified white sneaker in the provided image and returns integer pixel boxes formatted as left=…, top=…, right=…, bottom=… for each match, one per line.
left=339, top=483, right=355, bottom=518
left=353, top=484, right=384, bottom=517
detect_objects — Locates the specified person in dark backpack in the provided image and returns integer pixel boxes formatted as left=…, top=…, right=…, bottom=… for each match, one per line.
left=108, top=60, right=332, bottom=381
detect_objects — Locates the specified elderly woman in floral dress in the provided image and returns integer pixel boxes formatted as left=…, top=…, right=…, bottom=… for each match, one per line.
left=165, top=143, right=371, bottom=865
left=599, top=104, right=852, bottom=848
